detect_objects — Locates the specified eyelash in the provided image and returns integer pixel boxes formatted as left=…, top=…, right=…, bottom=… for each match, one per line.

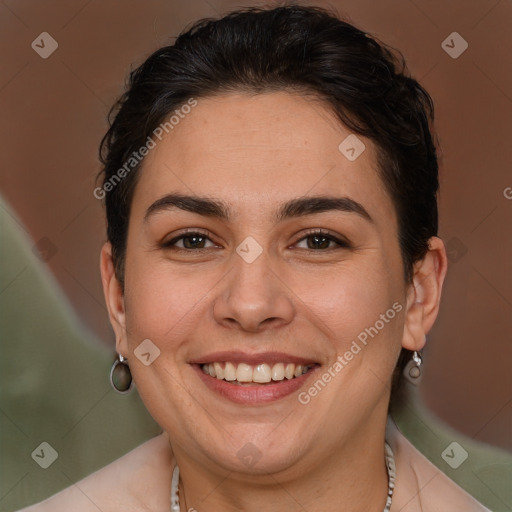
left=161, top=228, right=351, bottom=252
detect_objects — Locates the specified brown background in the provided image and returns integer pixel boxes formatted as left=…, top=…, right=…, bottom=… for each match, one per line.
left=1, top=0, right=511, bottom=451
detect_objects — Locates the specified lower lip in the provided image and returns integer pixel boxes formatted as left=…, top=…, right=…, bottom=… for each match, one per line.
left=192, top=365, right=318, bottom=405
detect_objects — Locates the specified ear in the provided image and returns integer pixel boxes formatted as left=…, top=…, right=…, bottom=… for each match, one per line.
left=100, top=242, right=128, bottom=356
left=402, top=236, right=448, bottom=351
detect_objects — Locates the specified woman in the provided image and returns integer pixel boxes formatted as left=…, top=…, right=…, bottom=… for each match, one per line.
left=20, top=4, right=491, bottom=511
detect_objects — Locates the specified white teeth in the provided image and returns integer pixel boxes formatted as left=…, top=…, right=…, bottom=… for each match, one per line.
left=284, top=363, right=295, bottom=380
left=200, top=361, right=313, bottom=383
left=236, top=363, right=253, bottom=382
left=224, top=362, right=237, bottom=381
left=213, top=362, right=224, bottom=380
left=253, top=364, right=272, bottom=383
left=271, top=362, right=285, bottom=381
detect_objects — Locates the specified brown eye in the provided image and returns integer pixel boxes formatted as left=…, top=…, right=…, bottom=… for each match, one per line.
left=295, top=231, right=350, bottom=251
left=306, top=234, right=332, bottom=250
left=181, top=235, right=207, bottom=249
left=163, top=232, right=216, bottom=250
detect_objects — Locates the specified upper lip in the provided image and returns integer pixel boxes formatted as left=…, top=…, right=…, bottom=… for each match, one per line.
left=189, top=351, right=319, bottom=366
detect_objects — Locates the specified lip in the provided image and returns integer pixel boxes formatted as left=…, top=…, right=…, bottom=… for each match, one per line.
left=191, top=362, right=320, bottom=405
left=189, top=351, right=318, bottom=366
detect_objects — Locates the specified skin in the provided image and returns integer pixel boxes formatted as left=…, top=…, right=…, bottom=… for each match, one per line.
left=21, top=91, right=449, bottom=511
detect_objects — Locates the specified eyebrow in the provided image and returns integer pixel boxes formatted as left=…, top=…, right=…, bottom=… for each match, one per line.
left=144, top=193, right=373, bottom=224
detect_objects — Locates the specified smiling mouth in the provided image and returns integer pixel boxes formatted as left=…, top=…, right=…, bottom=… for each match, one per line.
left=200, top=361, right=318, bottom=385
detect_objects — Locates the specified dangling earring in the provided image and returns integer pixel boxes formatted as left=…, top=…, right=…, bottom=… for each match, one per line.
left=408, top=350, right=422, bottom=379
left=110, top=353, right=133, bottom=393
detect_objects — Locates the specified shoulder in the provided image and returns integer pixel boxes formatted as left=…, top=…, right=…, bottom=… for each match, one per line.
left=16, top=432, right=174, bottom=512
left=386, top=416, right=491, bottom=512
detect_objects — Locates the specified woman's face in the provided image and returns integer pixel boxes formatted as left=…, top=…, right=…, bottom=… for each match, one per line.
left=109, top=92, right=416, bottom=474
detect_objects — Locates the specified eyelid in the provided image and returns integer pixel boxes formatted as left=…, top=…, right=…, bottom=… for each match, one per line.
left=293, top=228, right=352, bottom=248
left=162, top=228, right=218, bottom=248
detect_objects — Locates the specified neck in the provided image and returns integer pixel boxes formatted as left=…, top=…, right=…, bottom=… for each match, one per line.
left=173, top=411, right=390, bottom=512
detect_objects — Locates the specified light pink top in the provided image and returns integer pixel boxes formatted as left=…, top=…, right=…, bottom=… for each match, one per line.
left=385, top=416, right=492, bottom=511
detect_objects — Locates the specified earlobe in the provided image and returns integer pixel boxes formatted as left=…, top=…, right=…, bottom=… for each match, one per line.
left=100, top=242, right=128, bottom=355
left=402, top=236, right=448, bottom=351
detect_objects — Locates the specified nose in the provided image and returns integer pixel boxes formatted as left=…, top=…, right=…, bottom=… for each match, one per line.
left=213, top=248, right=295, bottom=333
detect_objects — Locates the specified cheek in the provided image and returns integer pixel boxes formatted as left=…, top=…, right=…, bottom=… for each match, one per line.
left=122, top=254, right=213, bottom=353
left=297, top=259, right=401, bottom=345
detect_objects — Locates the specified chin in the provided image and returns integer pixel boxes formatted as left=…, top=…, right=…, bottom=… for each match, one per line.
left=196, top=426, right=312, bottom=476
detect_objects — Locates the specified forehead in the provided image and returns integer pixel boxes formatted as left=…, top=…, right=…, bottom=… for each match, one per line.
left=130, top=92, right=395, bottom=225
